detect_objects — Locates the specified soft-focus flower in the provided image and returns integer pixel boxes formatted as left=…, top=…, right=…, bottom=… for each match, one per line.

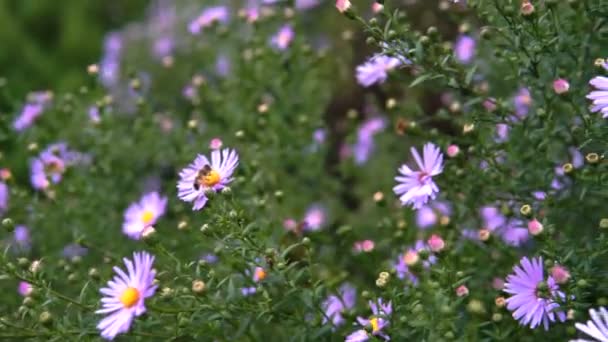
left=428, top=234, right=445, bottom=252
left=514, top=87, right=532, bottom=119
left=587, top=76, right=608, bottom=118
left=416, top=201, right=451, bottom=229
left=346, top=299, right=392, bottom=341
left=446, top=144, right=460, bottom=158
left=454, top=35, right=476, bottom=64
left=271, top=25, right=294, bottom=50
left=371, top=2, right=384, bottom=13
left=13, top=91, right=52, bottom=131
left=177, top=148, right=239, bottom=210
left=96, top=252, right=157, bottom=340
left=394, top=240, right=437, bottom=285
left=0, top=182, right=8, bottom=214
left=296, top=0, right=319, bottom=10
left=353, top=117, right=386, bottom=164
left=393, top=143, right=444, bottom=209
left=456, top=285, right=469, bottom=297
left=353, top=240, right=375, bottom=253
left=335, top=0, right=351, bottom=13
left=122, top=192, right=167, bottom=240
left=527, top=219, right=543, bottom=236
left=18, top=281, right=33, bottom=296
left=209, top=138, right=223, bottom=150
left=356, top=55, right=401, bottom=88
left=480, top=206, right=529, bottom=246
left=521, top=1, right=535, bottom=16
left=12, top=225, right=30, bottom=252
left=553, top=78, right=570, bottom=94
left=302, top=204, right=327, bottom=231
left=572, top=307, right=608, bottom=342
left=322, top=284, right=356, bottom=327
left=99, top=32, right=122, bottom=87
left=62, top=243, right=88, bottom=259
left=189, top=6, right=229, bottom=34
left=504, top=257, right=566, bottom=330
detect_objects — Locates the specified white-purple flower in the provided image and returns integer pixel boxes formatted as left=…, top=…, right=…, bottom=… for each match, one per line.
left=322, top=284, right=356, bottom=327
left=122, top=192, right=167, bottom=240
left=271, top=24, right=294, bottom=50
left=504, top=256, right=566, bottom=330
left=572, top=307, right=608, bottom=342
left=177, top=148, right=239, bottom=210
left=189, top=6, right=229, bottom=34
left=356, top=55, right=401, bottom=87
left=393, top=143, right=444, bottom=209
left=96, top=252, right=157, bottom=340
left=587, top=76, right=608, bottom=118
left=346, top=298, right=392, bottom=341
left=454, top=35, right=476, bottom=64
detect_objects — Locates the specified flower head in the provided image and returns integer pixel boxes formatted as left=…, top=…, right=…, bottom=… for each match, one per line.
left=587, top=76, right=608, bottom=118
left=0, top=182, right=8, bottom=214
left=189, top=6, right=229, bottom=34
left=393, top=143, right=444, bottom=209
left=572, top=307, right=608, bottom=342
left=335, top=0, right=351, bottom=13
left=96, top=252, right=157, bottom=340
left=271, top=24, right=294, bottom=50
left=454, top=35, right=476, bottom=64
left=122, top=192, right=167, bottom=240
left=353, top=117, right=387, bottom=165
left=504, top=257, right=566, bottom=330
left=302, top=204, right=327, bottom=231
left=322, top=283, right=356, bottom=327
left=13, top=91, right=52, bottom=131
left=356, top=55, right=401, bottom=88
left=346, top=298, right=392, bottom=341
left=18, top=281, right=33, bottom=296
left=177, top=148, right=239, bottom=210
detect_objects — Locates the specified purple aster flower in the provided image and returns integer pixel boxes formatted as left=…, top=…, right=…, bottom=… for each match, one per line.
left=177, top=148, right=239, bottom=210
left=573, top=307, right=608, bottom=342
left=393, top=143, right=444, bottom=209
left=480, top=206, right=529, bottom=246
left=514, top=87, right=532, bottom=119
left=88, top=106, right=101, bottom=123
left=356, top=55, right=401, bottom=88
left=30, top=146, right=71, bottom=190
left=322, top=284, right=356, bottom=327
left=346, top=298, right=392, bottom=341
left=0, top=182, right=8, bottom=214
left=454, top=35, right=476, bottom=64
left=189, top=6, right=229, bottom=34
left=153, top=36, right=174, bottom=59
left=394, top=240, right=437, bottom=285
left=96, top=251, right=157, bottom=340
left=587, top=76, right=608, bottom=118
left=353, top=117, right=387, bottom=165
left=296, top=0, right=320, bottom=9
left=495, top=123, right=510, bottom=143
left=18, top=281, right=33, bottom=296
left=504, top=256, right=566, bottom=330
left=100, top=32, right=122, bottom=87
left=12, top=225, right=31, bottom=252
left=271, top=24, right=294, bottom=50
left=416, top=201, right=451, bottom=229
left=12, top=91, right=52, bottom=131
left=122, top=192, right=167, bottom=240
left=62, top=243, right=89, bottom=258
left=215, top=54, right=231, bottom=77
left=302, top=204, right=327, bottom=231
left=200, top=253, right=218, bottom=264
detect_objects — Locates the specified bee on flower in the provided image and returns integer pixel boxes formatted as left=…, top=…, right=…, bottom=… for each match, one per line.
left=177, top=148, right=239, bottom=210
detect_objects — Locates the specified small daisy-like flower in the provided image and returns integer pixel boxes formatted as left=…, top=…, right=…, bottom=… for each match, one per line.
left=454, top=35, right=476, bottom=64
left=189, top=6, right=229, bottom=34
left=302, top=204, right=327, bottom=231
left=353, top=117, right=386, bottom=165
left=356, top=55, right=401, bottom=88
left=572, top=307, right=608, bottom=342
left=177, top=148, right=239, bottom=211
left=96, top=251, right=157, bottom=340
left=587, top=76, right=608, bottom=118
left=122, top=192, right=167, bottom=240
left=271, top=24, right=294, bottom=50
left=346, top=298, right=392, bottom=342
left=13, top=91, right=52, bottom=131
left=504, top=257, right=566, bottom=330
left=322, top=284, right=356, bottom=327
left=393, top=143, right=444, bottom=209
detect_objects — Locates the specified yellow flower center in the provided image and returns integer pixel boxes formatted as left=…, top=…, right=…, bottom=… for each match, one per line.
left=141, top=210, right=155, bottom=225
left=370, top=317, right=380, bottom=332
left=119, top=287, right=140, bottom=308
left=255, top=268, right=267, bottom=281
left=196, top=168, right=221, bottom=188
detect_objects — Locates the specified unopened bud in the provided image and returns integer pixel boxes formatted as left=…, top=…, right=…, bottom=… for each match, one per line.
left=478, top=229, right=490, bottom=241
left=563, top=163, right=574, bottom=174
left=495, top=296, right=506, bottom=307
left=192, top=280, right=206, bottom=294
left=29, top=260, right=42, bottom=273
left=456, top=285, right=469, bottom=297
left=403, top=250, right=419, bottom=266
left=520, top=204, right=532, bottom=216
left=428, top=234, right=445, bottom=252
left=447, top=144, right=460, bottom=158
left=553, top=79, right=570, bottom=94
left=379, top=271, right=390, bottom=280
left=551, top=265, right=571, bottom=284
left=586, top=153, right=600, bottom=164
left=521, top=1, right=535, bottom=16
left=39, top=311, right=52, bottom=325
left=527, top=219, right=543, bottom=236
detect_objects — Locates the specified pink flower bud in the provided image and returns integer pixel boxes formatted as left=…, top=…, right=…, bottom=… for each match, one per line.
left=283, top=218, right=297, bottom=231
left=483, top=98, right=497, bottom=112
left=335, top=0, right=351, bottom=13
left=521, top=1, right=535, bottom=16
left=527, top=219, right=543, bottom=236
left=371, top=2, right=383, bottom=13
left=553, top=79, right=570, bottom=94
left=446, top=144, right=460, bottom=158
left=492, top=277, right=505, bottom=290
left=354, top=240, right=375, bottom=253
left=403, top=250, right=419, bottom=266
left=428, top=234, right=445, bottom=252
left=456, top=285, right=469, bottom=297
left=550, top=265, right=571, bottom=284
left=209, top=138, right=223, bottom=150
left=18, top=281, right=33, bottom=296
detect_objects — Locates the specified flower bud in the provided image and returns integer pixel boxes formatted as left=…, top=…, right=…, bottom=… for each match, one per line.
left=456, top=285, right=469, bottom=297
left=428, top=234, right=446, bottom=252
left=495, top=296, right=506, bottom=307
left=551, top=265, right=571, bottom=284
left=379, top=271, right=390, bottom=280
left=520, top=1, right=535, bottom=16
left=29, top=260, right=42, bottom=274
left=446, top=145, right=460, bottom=158
left=2, top=218, right=14, bottom=231
left=600, top=218, right=608, bottom=229
left=553, top=79, right=570, bottom=94
left=88, top=268, right=100, bottom=279
left=403, top=250, right=419, bottom=266
left=192, top=280, right=206, bottom=294
left=519, top=204, right=532, bottom=216
left=467, top=299, right=485, bottom=314
left=376, top=277, right=387, bottom=288
left=478, top=229, right=490, bottom=241
left=142, top=226, right=157, bottom=242
left=39, top=311, right=52, bottom=325
left=586, top=153, right=600, bottom=164
left=563, top=163, right=574, bottom=174
left=527, top=219, right=543, bottom=236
